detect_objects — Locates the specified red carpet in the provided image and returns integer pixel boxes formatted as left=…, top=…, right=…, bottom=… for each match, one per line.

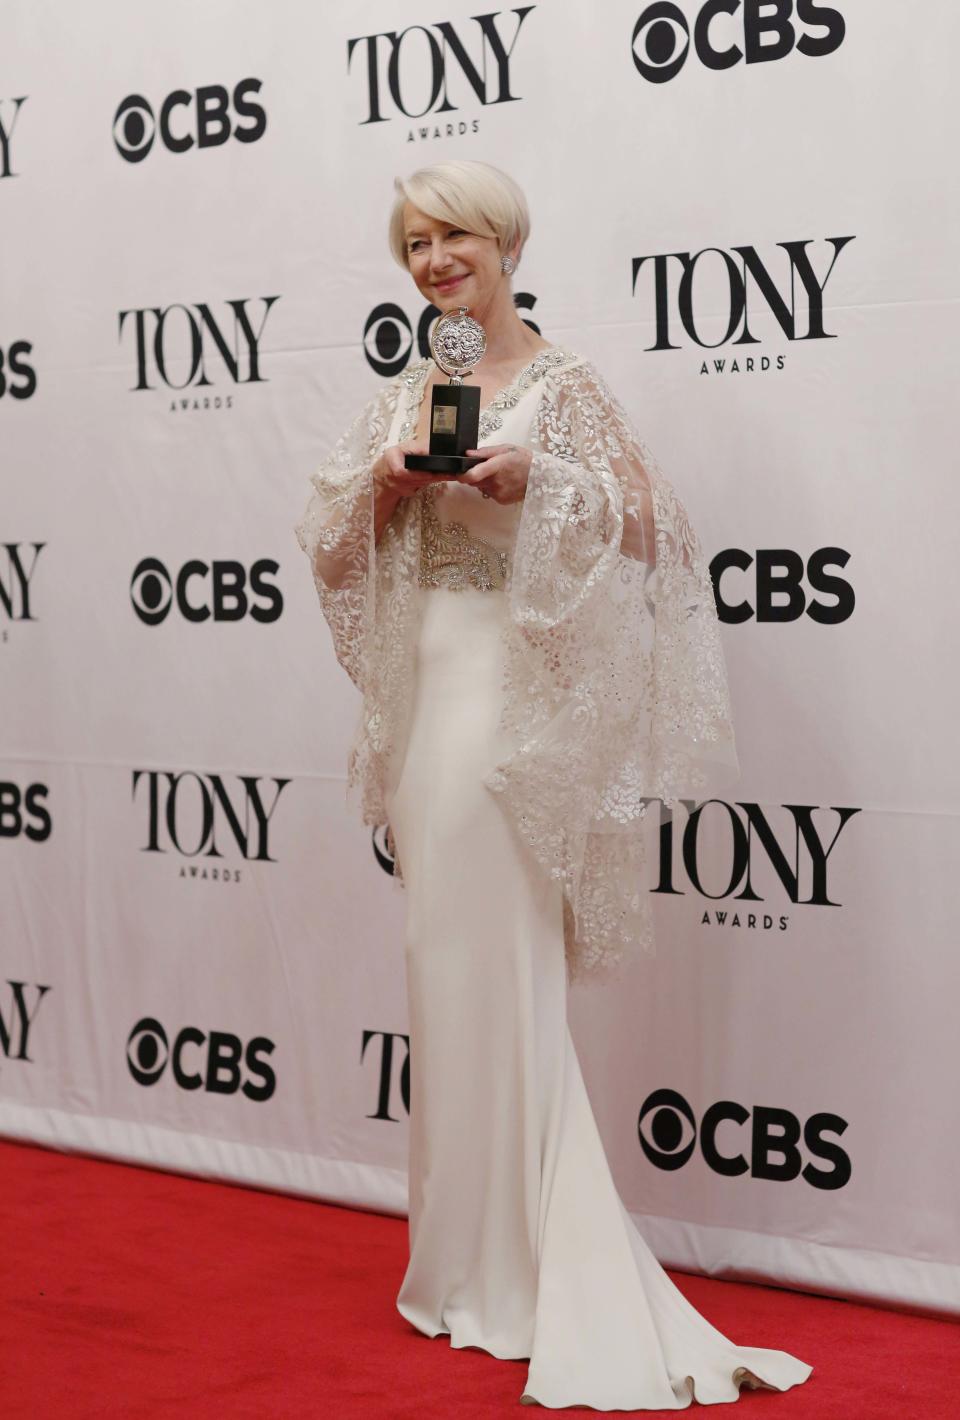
left=2, top=1138, right=956, bottom=1418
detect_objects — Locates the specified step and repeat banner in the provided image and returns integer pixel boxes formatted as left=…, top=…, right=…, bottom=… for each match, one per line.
left=3, top=2, right=958, bottom=1315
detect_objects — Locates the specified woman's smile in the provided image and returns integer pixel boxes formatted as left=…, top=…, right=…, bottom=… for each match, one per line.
left=434, top=272, right=468, bottom=294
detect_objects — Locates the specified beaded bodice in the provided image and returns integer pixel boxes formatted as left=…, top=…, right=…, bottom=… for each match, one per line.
left=391, top=348, right=583, bottom=592
left=418, top=497, right=509, bottom=590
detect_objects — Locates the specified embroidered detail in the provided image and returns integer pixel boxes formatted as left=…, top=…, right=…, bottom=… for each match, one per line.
left=477, top=348, right=580, bottom=437
left=418, top=492, right=508, bottom=591
left=398, top=363, right=431, bottom=442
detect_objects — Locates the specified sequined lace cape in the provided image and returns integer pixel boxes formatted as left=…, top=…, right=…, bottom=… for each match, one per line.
left=295, top=353, right=738, bottom=983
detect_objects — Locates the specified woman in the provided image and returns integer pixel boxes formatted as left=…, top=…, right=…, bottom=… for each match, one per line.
left=296, top=160, right=813, bottom=1410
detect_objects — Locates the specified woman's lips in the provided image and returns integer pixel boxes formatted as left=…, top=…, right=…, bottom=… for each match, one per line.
left=434, top=274, right=466, bottom=294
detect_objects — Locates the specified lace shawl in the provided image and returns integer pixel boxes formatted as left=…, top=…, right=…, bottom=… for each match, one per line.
left=295, top=356, right=738, bottom=983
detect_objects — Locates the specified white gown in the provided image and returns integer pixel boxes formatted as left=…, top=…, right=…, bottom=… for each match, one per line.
left=382, top=374, right=813, bottom=1410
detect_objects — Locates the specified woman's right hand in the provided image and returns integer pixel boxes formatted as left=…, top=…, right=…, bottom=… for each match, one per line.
left=372, top=443, right=449, bottom=546
left=373, top=443, right=446, bottom=501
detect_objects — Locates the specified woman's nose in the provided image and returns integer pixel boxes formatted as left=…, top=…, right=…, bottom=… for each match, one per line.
left=429, top=239, right=453, bottom=271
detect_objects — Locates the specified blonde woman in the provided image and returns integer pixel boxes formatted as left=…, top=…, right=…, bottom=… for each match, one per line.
left=296, top=159, right=812, bottom=1410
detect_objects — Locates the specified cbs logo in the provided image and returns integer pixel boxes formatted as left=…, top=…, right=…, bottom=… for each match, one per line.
left=113, top=79, right=266, bottom=162
left=0, top=341, right=36, bottom=400
left=364, top=293, right=540, bottom=377
left=638, top=1088, right=850, bottom=1189
left=0, top=782, right=51, bottom=841
left=126, top=1017, right=276, bottom=1101
left=710, top=548, right=854, bottom=624
left=130, top=557, right=282, bottom=625
left=632, top=1, right=845, bottom=84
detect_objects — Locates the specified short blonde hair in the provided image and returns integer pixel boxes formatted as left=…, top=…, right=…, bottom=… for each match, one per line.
left=388, top=159, right=530, bottom=270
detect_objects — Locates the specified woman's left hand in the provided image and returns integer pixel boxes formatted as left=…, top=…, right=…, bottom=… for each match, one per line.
left=460, top=444, right=532, bottom=504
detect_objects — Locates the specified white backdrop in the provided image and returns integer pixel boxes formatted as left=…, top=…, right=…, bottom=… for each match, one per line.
left=2, top=0, right=959, bottom=1317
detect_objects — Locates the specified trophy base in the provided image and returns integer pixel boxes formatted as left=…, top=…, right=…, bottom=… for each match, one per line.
left=404, top=453, right=484, bottom=475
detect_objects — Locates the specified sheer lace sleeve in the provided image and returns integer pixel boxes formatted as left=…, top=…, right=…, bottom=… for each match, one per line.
left=486, top=359, right=739, bottom=981
left=294, top=375, right=423, bottom=841
left=294, top=383, right=399, bottom=689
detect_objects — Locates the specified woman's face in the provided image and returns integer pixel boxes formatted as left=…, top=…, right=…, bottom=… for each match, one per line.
left=402, top=202, right=504, bottom=317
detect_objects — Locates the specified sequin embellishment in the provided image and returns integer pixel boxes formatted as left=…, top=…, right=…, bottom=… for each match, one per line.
left=418, top=493, right=508, bottom=591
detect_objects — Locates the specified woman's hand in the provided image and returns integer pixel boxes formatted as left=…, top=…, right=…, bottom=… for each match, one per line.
left=459, top=444, right=533, bottom=504
left=372, top=443, right=452, bottom=545
left=373, top=443, right=449, bottom=501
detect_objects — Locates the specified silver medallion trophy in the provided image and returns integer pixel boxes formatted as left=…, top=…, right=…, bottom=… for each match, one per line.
left=404, top=307, right=487, bottom=474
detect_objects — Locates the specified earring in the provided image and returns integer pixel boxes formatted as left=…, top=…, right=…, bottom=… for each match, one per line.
left=500, top=255, right=516, bottom=275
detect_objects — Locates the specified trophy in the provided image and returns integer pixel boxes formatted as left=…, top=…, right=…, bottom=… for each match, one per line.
left=405, top=307, right=487, bottom=474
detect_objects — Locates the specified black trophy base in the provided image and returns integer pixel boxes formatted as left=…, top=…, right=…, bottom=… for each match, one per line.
left=404, top=452, right=484, bottom=474
left=405, top=382, right=482, bottom=475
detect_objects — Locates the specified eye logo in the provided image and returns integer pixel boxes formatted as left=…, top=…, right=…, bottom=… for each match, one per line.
left=372, top=824, right=397, bottom=876
left=113, top=94, right=156, bottom=163
left=637, top=1087, right=697, bottom=1169
left=632, top=4, right=690, bottom=83
left=363, top=304, right=415, bottom=378
left=130, top=557, right=173, bottom=625
left=126, top=1017, right=169, bottom=1085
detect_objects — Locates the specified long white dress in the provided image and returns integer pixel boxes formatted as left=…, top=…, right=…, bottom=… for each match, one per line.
left=380, top=366, right=814, bottom=1410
